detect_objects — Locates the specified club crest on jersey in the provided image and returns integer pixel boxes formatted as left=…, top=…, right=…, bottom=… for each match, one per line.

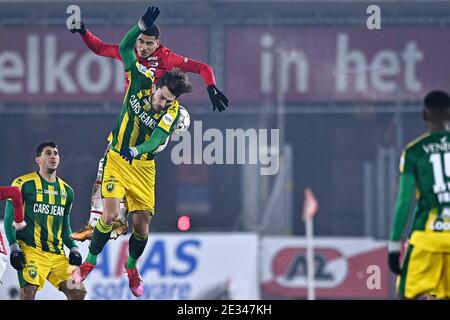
left=27, top=263, right=37, bottom=279
left=106, top=183, right=115, bottom=193
left=61, top=190, right=67, bottom=201
left=105, top=176, right=116, bottom=193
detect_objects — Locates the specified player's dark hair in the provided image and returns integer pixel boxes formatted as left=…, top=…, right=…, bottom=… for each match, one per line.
left=142, top=25, right=160, bottom=39
left=36, top=141, right=58, bottom=156
left=424, top=91, right=450, bottom=110
left=156, top=68, right=193, bottom=97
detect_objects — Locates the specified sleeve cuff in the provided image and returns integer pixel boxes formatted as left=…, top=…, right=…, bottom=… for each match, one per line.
left=130, top=147, right=138, bottom=157
left=12, top=221, right=27, bottom=231
left=138, top=20, right=146, bottom=31
left=388, top=241, right=401, bottom=252
left=10, top=243, right=20, bottom=252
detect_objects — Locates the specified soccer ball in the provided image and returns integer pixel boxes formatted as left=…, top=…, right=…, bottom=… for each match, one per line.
left=174, top=105, right=190, bottom=135
left=154, top=106, right=190, bottom=154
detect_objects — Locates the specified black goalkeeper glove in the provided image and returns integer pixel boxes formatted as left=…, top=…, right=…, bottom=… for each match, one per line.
left=10, top=244, right=25, bottom=271
left=207, top=85, right=229, bottom=112
left=138, top=6, right=160, bottom=31
left=69, top=20, right=87, bottom=35
left=69, top=248, right=82, bottom=266
left=388, top=241, right=402, bottom=275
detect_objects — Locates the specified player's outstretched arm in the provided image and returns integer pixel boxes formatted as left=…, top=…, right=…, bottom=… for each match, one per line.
left=71, top=21, right=121, bottom=60
left=119, top=6, right=160, bottom=71
left=180, top=60, right=229, bottom=112
left=169, top=54, right=229, bottom=112
left=119, top=25, right=140, bottom=70
left=120, top=127, right=169, bottom=165
left=135, top=127, right=169, bottom=155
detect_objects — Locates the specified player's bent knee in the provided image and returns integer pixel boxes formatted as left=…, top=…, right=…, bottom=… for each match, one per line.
left=133, top=230, right=149, bottom=239
left=103, top=199, right=121, bottom=224
left=132, top=221, right=150, bottom=237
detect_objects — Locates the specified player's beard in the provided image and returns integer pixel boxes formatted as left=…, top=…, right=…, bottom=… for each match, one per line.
left=150, top=92, right=164, bottom=113
left=46, top=167, right=57, bottom=174
left=138, top=50, right=149, bottom=59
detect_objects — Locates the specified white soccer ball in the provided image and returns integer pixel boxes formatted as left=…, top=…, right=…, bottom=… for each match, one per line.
left=174, top=105, right=190, bottom=135
left=154, top=106, right=190, bottom=155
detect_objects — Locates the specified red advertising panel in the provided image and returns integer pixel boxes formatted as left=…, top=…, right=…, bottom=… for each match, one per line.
left=0, top=27, right=209, bottom=104
left=261, top=237, right=389, bottom=298
left=226, top=26, right=450, bottom=104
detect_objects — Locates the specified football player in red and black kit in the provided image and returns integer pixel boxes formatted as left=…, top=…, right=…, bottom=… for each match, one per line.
left=69, top=21, right=228, bottom=241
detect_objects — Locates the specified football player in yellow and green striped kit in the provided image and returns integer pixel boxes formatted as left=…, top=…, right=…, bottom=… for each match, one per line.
left=3, top=141, right=86, bottom=300
left=388, top=91, right=450, bottom=299
left=72, top=6, right=193, bottom=297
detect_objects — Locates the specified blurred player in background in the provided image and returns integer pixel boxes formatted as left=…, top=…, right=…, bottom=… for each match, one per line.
left=70, top=14, right=228, bottom=242
left=388, top=90, right=450, bottom=299
left=3, top=141, right=86, bottom=300
left=0, top=186, right=26, bottom=282
left=72, top=7, right=193, bottom=297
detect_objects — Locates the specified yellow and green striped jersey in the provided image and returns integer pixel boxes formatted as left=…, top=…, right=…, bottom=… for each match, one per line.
left=110, top=61, right=180, bottom=161
left=11, top=172, right=75, bottom=254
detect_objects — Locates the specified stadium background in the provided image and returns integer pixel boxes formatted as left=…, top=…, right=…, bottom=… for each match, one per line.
left=0, top=0, right=449, bottom=299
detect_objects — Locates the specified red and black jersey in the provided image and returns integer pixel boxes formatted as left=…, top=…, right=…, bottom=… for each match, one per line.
left=81, top=30, right=216, bottom=91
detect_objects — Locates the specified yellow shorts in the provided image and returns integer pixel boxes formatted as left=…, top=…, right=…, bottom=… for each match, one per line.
left=17, top=242, right=75, bottom=290
left=102, top=149, right=156, bottom=214
left=398, top=244, right=450, bottom=299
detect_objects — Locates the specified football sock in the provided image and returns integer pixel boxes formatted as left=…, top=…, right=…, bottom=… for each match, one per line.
left=88, top=218, right=112, bottom=262
left=127, top=232, right=148, bottom=269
